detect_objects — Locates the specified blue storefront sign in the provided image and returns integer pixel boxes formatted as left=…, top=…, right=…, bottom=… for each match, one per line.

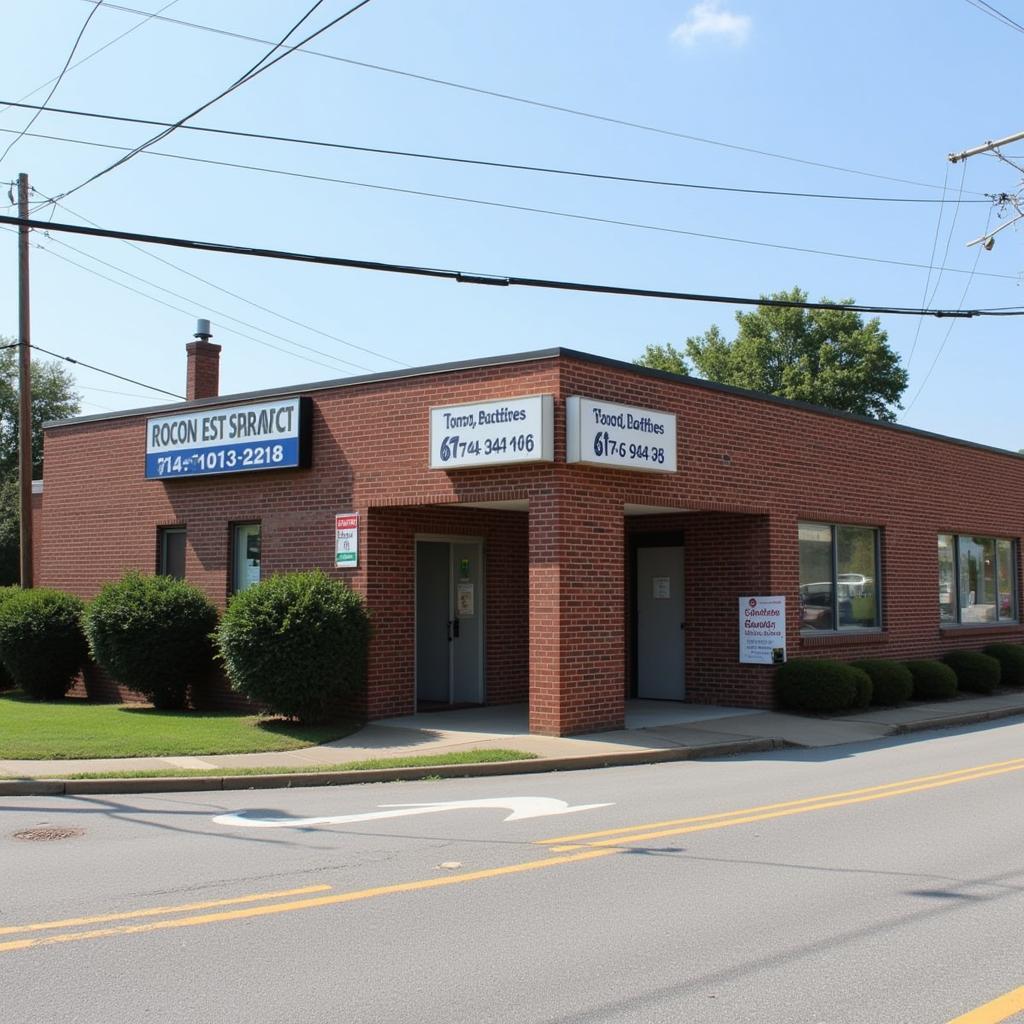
left=145, top=397, right=311, bottom=479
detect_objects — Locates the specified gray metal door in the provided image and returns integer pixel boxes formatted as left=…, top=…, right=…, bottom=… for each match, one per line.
left=415, top=540, right=484, bottom=704
left=636, top=546, right=685, bottom=699
left=450, top=542, right=483, bottom=703
left=415, top=541, right=450, bottom=702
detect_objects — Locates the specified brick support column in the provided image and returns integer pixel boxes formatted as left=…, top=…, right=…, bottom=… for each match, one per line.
left=528, top=483, right=625, bottom=735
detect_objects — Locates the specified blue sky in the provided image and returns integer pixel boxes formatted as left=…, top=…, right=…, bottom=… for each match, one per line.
left=1, top=0, right=1021, bottom=448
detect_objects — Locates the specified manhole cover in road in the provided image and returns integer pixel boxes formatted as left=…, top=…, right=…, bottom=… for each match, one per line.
left=13, top=826, right=85, bottom=842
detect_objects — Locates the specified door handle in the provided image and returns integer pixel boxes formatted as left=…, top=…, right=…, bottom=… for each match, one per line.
left=451, top=618, right=460, bottom=639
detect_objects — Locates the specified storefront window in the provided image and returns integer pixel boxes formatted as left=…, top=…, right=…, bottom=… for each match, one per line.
left=232, top=523, right=261, bottom=594
left=799, top=522, right=880, bottom=632
left=939, top=534, right=1016, bottom=625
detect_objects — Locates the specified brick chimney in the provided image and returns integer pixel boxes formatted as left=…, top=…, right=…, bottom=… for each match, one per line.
left=185, top=319, right=220, bottom=401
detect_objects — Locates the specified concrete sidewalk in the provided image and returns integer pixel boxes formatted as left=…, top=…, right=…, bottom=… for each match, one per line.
left=3, top=693, right=1024, bottom=796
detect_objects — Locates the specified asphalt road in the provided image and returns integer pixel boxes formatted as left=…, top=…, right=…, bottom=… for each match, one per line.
left=3, top=719, right=1024, bottom=1024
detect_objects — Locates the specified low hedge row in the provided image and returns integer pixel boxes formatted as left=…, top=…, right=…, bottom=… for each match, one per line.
left=777, top=643, right=1024, bottom=712
left=0, top=571, right=370, bottom=723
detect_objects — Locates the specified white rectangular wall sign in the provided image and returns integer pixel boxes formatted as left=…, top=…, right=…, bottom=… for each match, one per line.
left=335, top=513, right=358, bottom=567
left=566, top=396, right=677, bottom=473
left=739, top=596, right=787, bottom=664
left=429, top=395, right=554, bottom=469
left=146, top=397, right=310, bottom=480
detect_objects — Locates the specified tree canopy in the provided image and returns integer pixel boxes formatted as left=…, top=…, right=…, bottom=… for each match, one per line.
left=635, top=287, right=909, bottom=422
left=0, top=341, right=81, bottom=480
left=0, top=340, right=80, bottom=584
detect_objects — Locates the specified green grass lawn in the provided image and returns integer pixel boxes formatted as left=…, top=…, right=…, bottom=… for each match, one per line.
left=0, top=691, right=359, bottom=759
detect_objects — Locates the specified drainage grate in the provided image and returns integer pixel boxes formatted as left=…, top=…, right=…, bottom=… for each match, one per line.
left=13, top=826, right=85, bottom=842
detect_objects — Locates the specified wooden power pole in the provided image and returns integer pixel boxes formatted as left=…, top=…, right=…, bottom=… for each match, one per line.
left=18, top=172, right=33, bottom=587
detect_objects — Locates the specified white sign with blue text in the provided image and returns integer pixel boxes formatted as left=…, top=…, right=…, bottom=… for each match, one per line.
left=566, top=396, right=677, bottom=473
left=146, top=397, right=305, bottom=479
left=429, top=395, right=554, bottom=469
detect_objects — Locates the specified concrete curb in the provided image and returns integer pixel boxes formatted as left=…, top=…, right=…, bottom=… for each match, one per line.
left=887, top=704, right=1024, bottom=736
left=0, top=737, right=785, bottom=797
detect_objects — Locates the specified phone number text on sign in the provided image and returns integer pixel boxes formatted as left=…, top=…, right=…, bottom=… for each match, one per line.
left=566, top=396, right=677, bottom=473
left=429, top=395, right=553, bottom=469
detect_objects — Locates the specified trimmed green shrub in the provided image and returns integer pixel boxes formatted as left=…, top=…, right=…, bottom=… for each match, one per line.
left=850, top=666, right=873, bottom=709
left=851, top=659, right=914, bottom=706
left=905, top=660, right=958, bottom=700
left=983, top=644, right=1024, bottom=688
left=942, top=650, right=1001, bottom=694
left=83, top=573, right=218, bottom=710
left=215, top=570, right=370, bottom=724
left=0, top=588, right=87, bottom=700
left=775, top=659, right=864, bottom=713
left=0, top=585, right=19, bottom=691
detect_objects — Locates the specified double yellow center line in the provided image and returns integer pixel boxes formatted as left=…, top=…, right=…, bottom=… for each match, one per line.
left=4, top=753, right=1024, bottom=1021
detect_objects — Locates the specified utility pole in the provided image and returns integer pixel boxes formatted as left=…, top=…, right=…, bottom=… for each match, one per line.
left=17, top=172, right=33, bottom=587
left=949, top=130, right=1024, bottom=249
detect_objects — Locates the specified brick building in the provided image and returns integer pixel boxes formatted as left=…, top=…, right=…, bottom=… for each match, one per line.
left=35, top=341, right=1024, bottom=736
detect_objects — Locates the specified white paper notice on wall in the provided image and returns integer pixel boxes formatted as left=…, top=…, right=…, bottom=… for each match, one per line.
left=739, top=595, right=786, bottom=664
left=457, top=582, right=475, bottom=617
left=653, top=577, right=671, bottom=600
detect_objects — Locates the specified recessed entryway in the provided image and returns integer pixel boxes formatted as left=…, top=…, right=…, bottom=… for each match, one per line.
left=635, top=543, right=685, bottom=699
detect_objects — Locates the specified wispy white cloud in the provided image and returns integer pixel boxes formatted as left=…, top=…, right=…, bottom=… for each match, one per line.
left=671, top=1, right=752, bottom=47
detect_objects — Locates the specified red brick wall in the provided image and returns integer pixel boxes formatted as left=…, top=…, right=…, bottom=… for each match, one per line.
left=37, top=351, right=1024, bottom=733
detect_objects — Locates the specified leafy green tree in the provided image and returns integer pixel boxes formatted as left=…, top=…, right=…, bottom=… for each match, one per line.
left=0, top=340, right=80, bottom=584
left=636, top=288, right=909, bottom=421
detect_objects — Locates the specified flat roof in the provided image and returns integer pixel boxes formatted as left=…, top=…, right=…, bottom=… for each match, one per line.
left=45, top=345, right=1024, bottom=462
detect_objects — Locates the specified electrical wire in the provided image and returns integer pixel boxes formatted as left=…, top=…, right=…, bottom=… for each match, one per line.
left=902, top=208, right=995, bottom=414
left=7, top=127, right=1018, bottom=284
left=0, top=0, right=181, bottom=119
left=45, top=0, right=375, bottom=206
left=5, top=212, right=1022, bottom=318
left=905, top=164, right=952, bottom=370
left=0, top=2, right=103, bottom=166
left=31, top=344, right=184, bottom=399
left=0, top=99, right=991, bottom=206
left=963, top=0, right=1024, bottom=34
left=77, top=0, right=976, bottom=195
left=35, top=189, right=408, bottom=367
left=39, top=229, right=375, bottom=372
left=32, top=239, right=367, bottom=376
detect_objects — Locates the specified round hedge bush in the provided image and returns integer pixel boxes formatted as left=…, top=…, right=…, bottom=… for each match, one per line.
left=0, top=585, right=19, bottom=691
left=942, top=650, right=1001, bottom=694
left=215, top=570, right=370, bottom=724
left=983, top=644, right=1024, bottom=688
left=775, top=659, right=868, bottom=713
left=905, top=660, right=958, bottom=700
left=0, top=588, right=87, bottom=700
left=83, top=573, right=218, bottom=710
left=850, top=659, right=914, bottom=706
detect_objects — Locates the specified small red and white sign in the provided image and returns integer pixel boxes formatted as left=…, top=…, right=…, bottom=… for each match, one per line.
left=335, top=513, right=358, bottom=568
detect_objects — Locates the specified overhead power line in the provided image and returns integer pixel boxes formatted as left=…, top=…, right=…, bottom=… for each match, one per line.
left=962, top=0, right=1024, bottom=34
left=6, top=128, right=1018, bottom=283
left=33, top=190, right=407, bottom=367
left=46, top=0, right=374, bottom=206
left=0, top=0, right=181, bottom=119
left=0, top=1, right=103, bottom=166
left=32, top=343, right=183, bottom=399
left=80, top=0, right=973, bottom=195
left=4, top=213, right=1021, bottom=319
left=0, top=99, right=990, bottom=206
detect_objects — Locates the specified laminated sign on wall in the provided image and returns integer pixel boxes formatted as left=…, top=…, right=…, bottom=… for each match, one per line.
left=739, top=596, right=786, bottom=664
left=335, top=514, right=358, bottom=568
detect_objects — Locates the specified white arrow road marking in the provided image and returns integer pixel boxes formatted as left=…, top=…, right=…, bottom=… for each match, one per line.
left=213, top=797, right=613, bottom=829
